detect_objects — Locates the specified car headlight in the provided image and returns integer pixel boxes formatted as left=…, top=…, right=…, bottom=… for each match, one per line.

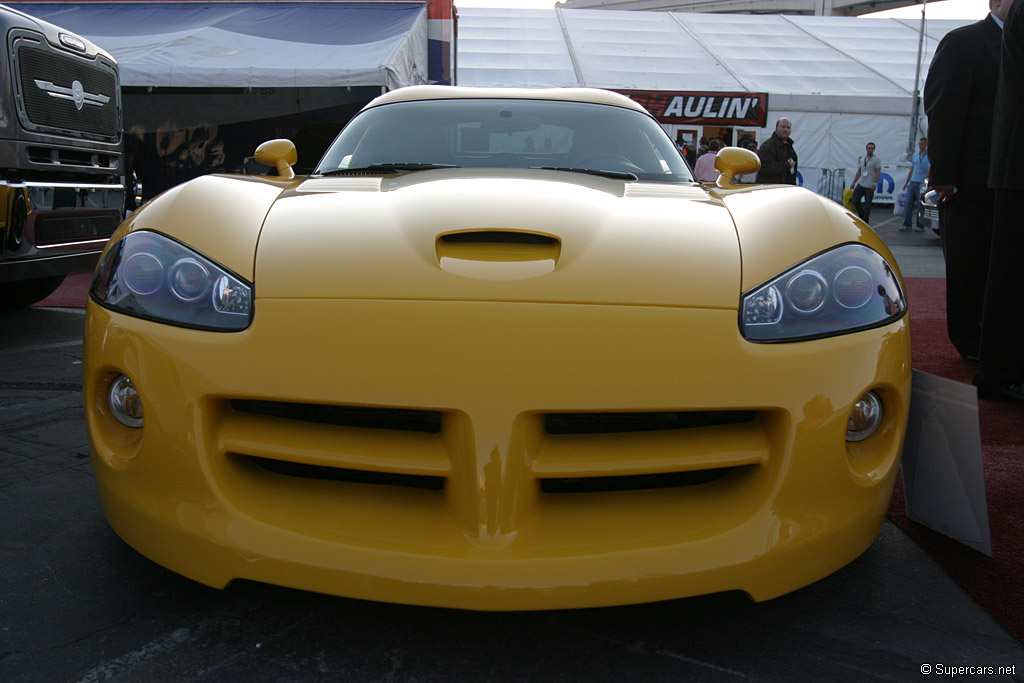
left=741, top=244, right=905, bottom=342
left=91, top=230, right=252, bottom=331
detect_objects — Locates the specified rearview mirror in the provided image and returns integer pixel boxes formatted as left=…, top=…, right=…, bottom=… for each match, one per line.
left=254, top=139, right=298, bottom=180
left=715, top=147, right=760, bottom=187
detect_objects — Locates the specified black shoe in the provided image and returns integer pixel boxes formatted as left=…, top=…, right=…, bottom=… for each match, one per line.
left=962, top=353, right=979, bottom=365
left=977, top=383, right=1024, bottom=405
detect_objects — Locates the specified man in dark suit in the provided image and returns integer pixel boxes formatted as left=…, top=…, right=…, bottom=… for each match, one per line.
left=978, top=0, right=1023, bottom=404
left=923, top=0, right=1012, bottom=362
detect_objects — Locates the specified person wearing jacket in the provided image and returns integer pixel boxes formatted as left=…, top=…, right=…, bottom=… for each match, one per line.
left=755, top=118, right=797, bottom=185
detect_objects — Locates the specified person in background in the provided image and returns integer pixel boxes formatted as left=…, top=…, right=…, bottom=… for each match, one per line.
left=977, top=0, right=1022, bottom=404
left=755, top=118, right=797, bottom=184
left=736, top=140, right=760, bottom=184
left=850, top=142, right=882, bottom=222
left=694, top=138, right=722, bottom=182
left=901, top=137, right=930, bottom=231
left=683, top=143, right=696, bottom=170
left=923, top=0, right=1010, bottom=363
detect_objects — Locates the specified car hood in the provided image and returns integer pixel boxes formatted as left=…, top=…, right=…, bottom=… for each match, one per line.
left=254, top=170, right=741, bottom=309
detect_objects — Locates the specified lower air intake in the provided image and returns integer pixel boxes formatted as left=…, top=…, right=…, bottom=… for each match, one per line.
left=245, top=456, right=445, bottom=491
left=232, top=399, right=442, bottom=433
left=542, top=467, right=737, bottom=493
left=545, top=410, right=756, bottom=434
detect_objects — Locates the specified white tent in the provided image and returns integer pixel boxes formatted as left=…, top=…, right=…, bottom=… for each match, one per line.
left=8, top=2, right=430, bottom=90
left=457, top=8, right=973, bottom=200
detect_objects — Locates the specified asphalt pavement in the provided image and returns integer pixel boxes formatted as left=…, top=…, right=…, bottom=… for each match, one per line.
left=2, top=206, right=1022, bottom=682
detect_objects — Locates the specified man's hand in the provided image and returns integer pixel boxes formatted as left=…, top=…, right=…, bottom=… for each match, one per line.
left=932, top=184, right=956, bottom=202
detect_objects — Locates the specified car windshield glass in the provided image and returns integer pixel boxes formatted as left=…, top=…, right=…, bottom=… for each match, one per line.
left=317, top=98, right=694, bottom=183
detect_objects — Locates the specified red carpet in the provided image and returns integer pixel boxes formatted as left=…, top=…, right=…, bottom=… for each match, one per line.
left=36, top=273, right=1024, bottom=640
left=890, top=277, right=1024, bottom=644
left=32, top=270, right=92, bottom=308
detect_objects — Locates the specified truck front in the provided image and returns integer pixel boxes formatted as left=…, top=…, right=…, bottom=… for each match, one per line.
left=0, top=5, right=123, bottom=308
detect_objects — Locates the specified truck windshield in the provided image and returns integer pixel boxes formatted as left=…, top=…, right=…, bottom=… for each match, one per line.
left=317, top=98, right=694, bottom=183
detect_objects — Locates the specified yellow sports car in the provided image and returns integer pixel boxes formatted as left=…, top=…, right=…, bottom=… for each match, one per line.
left=84, top=86, right=910, bottom=610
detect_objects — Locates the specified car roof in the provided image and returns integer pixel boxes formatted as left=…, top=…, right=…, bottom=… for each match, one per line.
left=364, top=86, right=648, bottom=114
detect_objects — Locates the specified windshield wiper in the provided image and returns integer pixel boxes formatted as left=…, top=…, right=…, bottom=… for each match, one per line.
left=532, top=166, right=638, bottom=181
left=319, top=163, right=460, bottom=176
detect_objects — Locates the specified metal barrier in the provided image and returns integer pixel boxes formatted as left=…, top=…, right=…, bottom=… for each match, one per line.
left=817, top=168, right=846, bottom=204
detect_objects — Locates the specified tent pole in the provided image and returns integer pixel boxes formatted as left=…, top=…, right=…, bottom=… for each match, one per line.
left=907, top=0, right=928, bottom=160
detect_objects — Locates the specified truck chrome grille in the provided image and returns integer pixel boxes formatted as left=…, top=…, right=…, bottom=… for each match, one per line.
left=17, top=43, right=119, bottom=140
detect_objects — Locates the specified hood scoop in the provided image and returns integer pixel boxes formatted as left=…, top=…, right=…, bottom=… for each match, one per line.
left=436, top=230, right=561, bottom=281
left=297, top=177, right=383, bottom=193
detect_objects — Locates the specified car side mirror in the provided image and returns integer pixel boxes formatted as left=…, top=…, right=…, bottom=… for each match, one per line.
left=254, top=139, right=298, bottom=180
left=715, top=147, right=760, bottom=188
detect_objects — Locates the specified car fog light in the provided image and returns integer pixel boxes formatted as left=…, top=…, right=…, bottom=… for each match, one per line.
left=847, top=391, right=882, bottom=442
left=109, top=375, right=144, bottom=428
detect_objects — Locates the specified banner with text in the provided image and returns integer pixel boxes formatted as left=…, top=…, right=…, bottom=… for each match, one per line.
left=617, top=91, right=769, bottom=127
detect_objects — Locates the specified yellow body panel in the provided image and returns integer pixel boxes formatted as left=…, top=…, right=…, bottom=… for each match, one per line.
left=257, top=172, right=737, bottom=307
left=84, top=88, right=911, bottom=609
left=115, top=174, right=292, bottom=281
left=85, top=294, right=909, bottom=609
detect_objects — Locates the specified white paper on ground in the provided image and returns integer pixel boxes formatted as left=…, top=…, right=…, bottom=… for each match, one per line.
left=901, top=369, right=991, bottom=556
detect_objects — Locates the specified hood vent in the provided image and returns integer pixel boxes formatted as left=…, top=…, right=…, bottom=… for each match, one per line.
left=436, top=230, right=561, bottom=281
left=440, top=231, right=557, bottom=245
left=296, top=177, right=383, bottom=193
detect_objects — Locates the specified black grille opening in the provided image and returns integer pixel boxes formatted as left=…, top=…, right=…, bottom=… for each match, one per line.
left=27, top=147, right=55, bottom=164
left=34, top=212, right=119, bottom=245
left=545, top=410, right=756, bottom=435
left=542, top=467, right=735, bottom=494
left=27, top=146, right=118, bottom=168
left=232, top=399, right=443, bottom=433
left=245, top=455, right=445, bottom=491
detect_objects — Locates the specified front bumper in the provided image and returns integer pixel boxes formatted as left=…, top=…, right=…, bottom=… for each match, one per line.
left=0, top=248, right=101, bottom=282
left=84, top=298, right=911, bottom=610
left=0, top=181, right=122, bottom=282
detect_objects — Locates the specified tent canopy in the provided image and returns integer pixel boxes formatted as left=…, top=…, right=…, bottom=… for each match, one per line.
left=457, top=8, right=971, bottom=116
left=457, top=8, right=973, bottom=200
left=8, top=2, right=429, bottom=90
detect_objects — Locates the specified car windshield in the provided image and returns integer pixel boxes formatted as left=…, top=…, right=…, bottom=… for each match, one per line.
left=316, top=98, right=694, bottom=183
